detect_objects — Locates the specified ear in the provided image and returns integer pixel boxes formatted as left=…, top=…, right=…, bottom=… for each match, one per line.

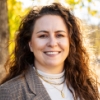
left=28, top=42, right=33, bottom=52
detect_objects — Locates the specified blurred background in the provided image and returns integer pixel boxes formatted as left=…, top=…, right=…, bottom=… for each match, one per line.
left=0, top=0, right=100, bottom=86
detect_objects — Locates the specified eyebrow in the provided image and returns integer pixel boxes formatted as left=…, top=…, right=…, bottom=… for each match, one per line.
left=36, top=30, right=67, bottom=34
left=36, top=30, right=49, bottom=34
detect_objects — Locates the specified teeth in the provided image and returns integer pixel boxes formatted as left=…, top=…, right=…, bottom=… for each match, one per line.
left=45, top=52, right=59, bottom=54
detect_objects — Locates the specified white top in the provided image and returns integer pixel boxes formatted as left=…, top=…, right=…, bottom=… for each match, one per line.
left=35, top=68, right=74, bottom=100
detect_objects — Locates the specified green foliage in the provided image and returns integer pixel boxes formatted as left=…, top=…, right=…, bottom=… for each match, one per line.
left=88, top=7, right=97, bottom=16
left=8, top=0, right=21, bottom=38
left=88, top=0, right=92, bottom=2
left=65, top=0, right=99, bottom=17
left=7, top=0, right=29, bottom=54
left=65, top=0, right=82, bottom=5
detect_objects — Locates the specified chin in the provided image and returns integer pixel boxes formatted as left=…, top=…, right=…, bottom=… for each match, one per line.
left=46, top=62, right=63, bottom=68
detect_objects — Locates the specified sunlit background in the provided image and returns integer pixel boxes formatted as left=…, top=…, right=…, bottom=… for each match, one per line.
left=18, top=0, right=100, bottom=25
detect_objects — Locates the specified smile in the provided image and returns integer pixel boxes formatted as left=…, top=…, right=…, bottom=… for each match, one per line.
left=44, top=51, right=60, bottom=55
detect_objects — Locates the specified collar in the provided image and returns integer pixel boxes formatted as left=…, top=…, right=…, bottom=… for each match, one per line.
left=25, top=65, right=51, bottom=100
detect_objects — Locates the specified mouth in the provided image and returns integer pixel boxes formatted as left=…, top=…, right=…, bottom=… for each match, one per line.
left=44, top=51, right=61, bottom=55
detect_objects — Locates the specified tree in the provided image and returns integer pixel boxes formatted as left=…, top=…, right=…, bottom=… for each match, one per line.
left=0, top=0, right=9, bottom=83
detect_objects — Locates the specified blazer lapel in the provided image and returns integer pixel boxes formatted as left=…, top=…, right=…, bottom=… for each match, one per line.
left=25, top=65, right=51, bottom=100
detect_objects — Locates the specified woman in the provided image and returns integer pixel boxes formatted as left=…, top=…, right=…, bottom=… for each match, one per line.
left=0, top=3, right=99, bottom=100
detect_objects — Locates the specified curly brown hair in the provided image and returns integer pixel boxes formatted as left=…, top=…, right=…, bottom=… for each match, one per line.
left=3, top=3, right=99, bottom=100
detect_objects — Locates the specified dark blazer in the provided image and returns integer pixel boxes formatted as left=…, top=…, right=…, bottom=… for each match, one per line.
left=0, top=66, right=51, bottom=100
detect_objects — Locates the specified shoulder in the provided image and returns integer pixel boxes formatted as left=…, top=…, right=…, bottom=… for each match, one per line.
left=0, top=66, right=39, bottom=100
left=0, top=74, right=26, bottom=99
left=0, top=73, right=25, bottom=88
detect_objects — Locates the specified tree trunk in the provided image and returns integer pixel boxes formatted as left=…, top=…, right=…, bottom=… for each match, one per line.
left=0, top=0, right=9, bottom=83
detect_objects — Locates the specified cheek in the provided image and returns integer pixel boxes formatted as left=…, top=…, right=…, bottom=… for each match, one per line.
left=59, top=39, right=69, bottom=47
left=31, top=39, right=47, bottom=51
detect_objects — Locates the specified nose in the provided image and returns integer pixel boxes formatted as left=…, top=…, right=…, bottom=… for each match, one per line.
left=47, top=35, right=58, bottom=47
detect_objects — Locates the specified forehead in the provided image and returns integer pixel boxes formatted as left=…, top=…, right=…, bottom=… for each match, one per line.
left=33, top=15, right=67, bottom=30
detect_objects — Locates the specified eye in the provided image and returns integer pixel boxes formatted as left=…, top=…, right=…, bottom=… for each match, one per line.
left=56, top=34, right=64, bottom=38
left=39, top=34, right=48, bottom=38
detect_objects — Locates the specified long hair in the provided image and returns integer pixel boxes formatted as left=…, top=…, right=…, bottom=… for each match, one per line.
left=3, top=3, right=99, bottom=100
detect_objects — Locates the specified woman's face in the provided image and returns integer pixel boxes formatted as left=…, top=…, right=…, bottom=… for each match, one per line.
left=29, top=15, right=69, bottom=73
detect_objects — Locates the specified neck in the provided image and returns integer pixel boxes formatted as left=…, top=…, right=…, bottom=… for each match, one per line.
left=34, top=64, right=64, bottom=74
